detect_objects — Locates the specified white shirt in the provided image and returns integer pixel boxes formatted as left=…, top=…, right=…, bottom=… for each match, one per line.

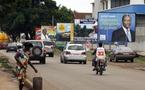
left=122, top=26, right=132, bottom=42
left=41, top=33, right=51, bottom=41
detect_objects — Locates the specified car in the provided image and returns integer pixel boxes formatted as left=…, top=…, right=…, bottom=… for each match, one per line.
left=43, top=40, right=54, bottom=57
left=6, top=43, right=17, bottom=52
left=24, top=40, right=46, bottom=64
left=109, top=46, right=137, bottom=62
left=60, top=43, right=87, bottom=64
left=0, top=42, right=8, bottom=49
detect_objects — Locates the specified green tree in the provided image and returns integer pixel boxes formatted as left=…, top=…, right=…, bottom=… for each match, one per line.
left=0, top=0, right=74, bottom=39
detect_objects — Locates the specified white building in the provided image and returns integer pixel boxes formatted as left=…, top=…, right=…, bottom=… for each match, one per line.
left=92, top=0, right=145, bottom=19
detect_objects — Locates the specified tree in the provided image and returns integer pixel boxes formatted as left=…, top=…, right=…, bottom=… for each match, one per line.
left=0, top=0, right=74, bottom=39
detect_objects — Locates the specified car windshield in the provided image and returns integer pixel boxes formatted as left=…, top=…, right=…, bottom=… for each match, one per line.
left=68, top=45, right=84, bottom=50
left=43, top=41, right=53, bottom=46
left=115, top=47, right=133, bottom=52
left=8, top=43, right=16, bottom=46
left=30, top=41, right=42, bottom=47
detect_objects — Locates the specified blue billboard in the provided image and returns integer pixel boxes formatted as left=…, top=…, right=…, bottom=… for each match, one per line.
left=98, top=13, right=135, bottom=42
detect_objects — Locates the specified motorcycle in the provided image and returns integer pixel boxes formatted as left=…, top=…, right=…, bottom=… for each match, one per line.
left=95, top=58, right=106, bottom=75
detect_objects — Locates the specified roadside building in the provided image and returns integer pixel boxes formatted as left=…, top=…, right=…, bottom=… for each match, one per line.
left=92, top=0, right=145, bottom=51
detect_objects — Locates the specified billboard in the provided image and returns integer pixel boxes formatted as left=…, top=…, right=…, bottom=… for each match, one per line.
left=98, top=13, right=135, bottom=42
left=74, top=19, right=97, bottom=43
left=35, top=27, right=41, bottom=40
left=56, top=23, right=74, bottom=41
left=41, top=26, right=56, bottom=41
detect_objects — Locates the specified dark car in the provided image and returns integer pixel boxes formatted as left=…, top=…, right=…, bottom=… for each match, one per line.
left=110, top=46, right=136, bottom=62
left=6, top=43, right=17, bottom=52
left=24, top=40, right=46, bottom=64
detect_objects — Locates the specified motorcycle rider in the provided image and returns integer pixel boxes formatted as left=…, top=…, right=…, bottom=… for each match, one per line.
left=92, top=42, right=106, bottom=71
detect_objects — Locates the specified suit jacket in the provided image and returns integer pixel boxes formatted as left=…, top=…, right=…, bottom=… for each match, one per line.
left=111, top=27, right=135, bottom=42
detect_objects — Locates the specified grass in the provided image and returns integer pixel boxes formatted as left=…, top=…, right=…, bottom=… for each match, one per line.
left=0, top=56, right=13, bottom=69
left=134, top=56, right=145, bottom=66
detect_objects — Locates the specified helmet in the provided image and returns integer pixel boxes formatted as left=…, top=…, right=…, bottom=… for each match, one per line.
left=23, top=42, right=33, bottom=51
left=98, top=41, right=103, bottom=47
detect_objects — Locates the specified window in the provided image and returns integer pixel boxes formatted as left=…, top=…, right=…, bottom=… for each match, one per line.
left=68, top=45, right=84, bottom=50
left=111, top=0, right=130, bottom=8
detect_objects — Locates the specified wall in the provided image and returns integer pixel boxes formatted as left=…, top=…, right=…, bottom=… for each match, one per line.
left=130, top=0, right=144, bottom=4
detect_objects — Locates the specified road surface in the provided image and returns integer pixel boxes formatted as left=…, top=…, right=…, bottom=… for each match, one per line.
left=1, top=50, right=145, bottom=90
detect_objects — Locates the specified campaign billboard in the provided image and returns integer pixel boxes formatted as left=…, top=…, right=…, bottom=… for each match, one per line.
left=98, top=13, right=135, bottom=42
left=56, top=23, right=74, bottom=41
left=41, top=26, right=56, bottom=41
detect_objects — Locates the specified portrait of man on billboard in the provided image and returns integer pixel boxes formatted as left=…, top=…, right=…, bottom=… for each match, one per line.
left=111, top=14, right=135, bottom=42
left=41, top=28, right=51, bottom=41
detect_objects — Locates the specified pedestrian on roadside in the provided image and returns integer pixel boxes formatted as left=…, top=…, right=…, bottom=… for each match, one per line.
left=14, top=42, right=38, bottom=90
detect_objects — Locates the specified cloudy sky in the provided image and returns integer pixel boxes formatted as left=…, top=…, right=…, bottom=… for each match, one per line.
left=54, top=0, right=94, bottom=13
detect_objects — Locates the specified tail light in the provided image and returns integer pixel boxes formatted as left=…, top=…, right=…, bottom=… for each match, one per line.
left=82, top=52, right=86, bottom=55
left=65, top=51, right=71, bottom=55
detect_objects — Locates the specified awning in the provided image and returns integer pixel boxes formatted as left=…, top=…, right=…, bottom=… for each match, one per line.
left=99, top=4, right=145, bottom=14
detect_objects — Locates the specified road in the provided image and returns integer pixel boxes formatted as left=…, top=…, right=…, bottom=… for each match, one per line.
left=1, top=50, right=145, bottom=90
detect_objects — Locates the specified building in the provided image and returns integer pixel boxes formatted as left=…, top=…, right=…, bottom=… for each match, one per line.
left=92, top=0, right=145, bottom=51
left=92, top=0, right=145, bottom=19
left=73, top=11, right=92, bottom=19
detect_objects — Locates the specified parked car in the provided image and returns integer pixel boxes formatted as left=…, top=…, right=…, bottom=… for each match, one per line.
left=24, top=40, right=46, bottom=64
left=60, top=43, right=87, bottom=64
left=109, top=46, right=136, bottom=62
left=0, top=42, right=8, bottom=49
left=6, top=43, right=17, bottom=52
left=43, top=41, right=54, bottom=57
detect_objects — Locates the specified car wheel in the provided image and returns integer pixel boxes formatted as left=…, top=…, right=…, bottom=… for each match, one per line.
left=125, top=60, right=127, bottom=62
left=6, top=50, right=8, bottom=52
left=114, top=56, right=118, bottom=62
left=49, top=53, right=54, bottom=57
left=60, top=57, right=63, bottom=63
left=130, top=59, right=134, bottom=63
left=83, top=61, right=87, bottom=64
left=40, top=57, right=46, bottom=64
left=64, top=59, right=67, bottom=64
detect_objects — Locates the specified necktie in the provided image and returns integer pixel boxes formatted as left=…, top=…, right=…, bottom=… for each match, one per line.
left=126, top=30, right=131, bottom=42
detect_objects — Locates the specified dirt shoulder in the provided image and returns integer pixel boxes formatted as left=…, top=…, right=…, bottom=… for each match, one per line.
left=109, top=61, right=145, bottom=71
left=0, top=69, right=18, bottom=90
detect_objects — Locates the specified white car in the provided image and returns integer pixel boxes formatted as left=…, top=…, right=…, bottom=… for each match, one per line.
left=60, top=43, right=87, bottom=64
left=43, top=40, right=54, bottom=57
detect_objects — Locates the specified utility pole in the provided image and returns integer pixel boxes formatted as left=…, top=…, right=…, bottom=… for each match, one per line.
left=52, top=16, right=54, bottom=26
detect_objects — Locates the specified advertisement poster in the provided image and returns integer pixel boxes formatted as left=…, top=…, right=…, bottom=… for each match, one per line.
left=35, top=27, right=41, bottom=40
left=41, top=26, right=56, bottom=41
left=56, top=23, right=74, bottom=41
left=98, top=13, right=135, bottom=42
left=74, top=19, right=97, bottom=43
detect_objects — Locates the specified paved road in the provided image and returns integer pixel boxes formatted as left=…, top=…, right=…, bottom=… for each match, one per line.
left=1, top=50, right=145, bottom=90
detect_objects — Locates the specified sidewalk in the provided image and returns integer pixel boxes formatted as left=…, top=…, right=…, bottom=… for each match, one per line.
left=0, top=70, right=18, bottom=90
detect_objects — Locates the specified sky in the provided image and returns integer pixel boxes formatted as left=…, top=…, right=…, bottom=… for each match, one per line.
left=54, top=0, right=94, bottom=13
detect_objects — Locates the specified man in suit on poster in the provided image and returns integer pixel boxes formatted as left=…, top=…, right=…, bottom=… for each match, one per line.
left=111, top=15, right=135, bottom=42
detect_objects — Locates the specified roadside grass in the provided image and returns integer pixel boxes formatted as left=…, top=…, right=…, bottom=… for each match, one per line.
left=134, top=56, right=145, bottom=66
left=0, top=56, right=13, bottom=69
left=86, top=50, right=94, bottom=61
